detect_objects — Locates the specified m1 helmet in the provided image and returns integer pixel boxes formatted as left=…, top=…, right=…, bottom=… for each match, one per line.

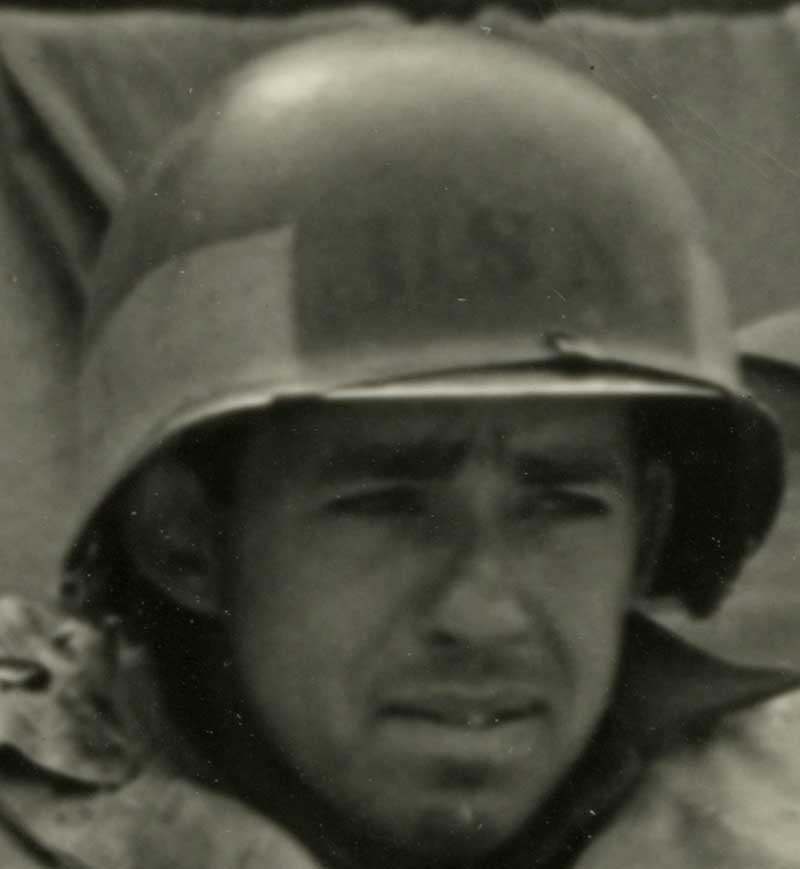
left=739, top=311, right=800, bottom=378
left=739, top=310, right=800, bottom=449
left=70, top=25, right=783, bottom=615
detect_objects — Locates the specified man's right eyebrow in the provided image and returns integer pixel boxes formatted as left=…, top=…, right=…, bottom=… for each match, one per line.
left=514, top=452, right=626, bottom=485
left=319, top=440, right=468, bottom=483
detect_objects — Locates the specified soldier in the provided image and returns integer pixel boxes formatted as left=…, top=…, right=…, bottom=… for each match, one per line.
left=1, top=26, right=798, bottom=869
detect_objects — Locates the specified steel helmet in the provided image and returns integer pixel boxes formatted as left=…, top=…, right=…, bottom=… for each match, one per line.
left=739, top=311, right=800, bottom=376
left=70, top=25, right=783, bottom=615
left=739, top=310, right=800, bottom=449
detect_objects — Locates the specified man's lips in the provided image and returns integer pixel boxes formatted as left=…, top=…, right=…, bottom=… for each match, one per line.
left=378, top=684, right=546, bottom=729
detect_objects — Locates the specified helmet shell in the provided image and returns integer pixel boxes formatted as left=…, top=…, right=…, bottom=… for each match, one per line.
left=739, top=310, right=800, bottom=374
left=73, top=26, right=783, bottom=614
left=739, top=311, right=800, bottom=450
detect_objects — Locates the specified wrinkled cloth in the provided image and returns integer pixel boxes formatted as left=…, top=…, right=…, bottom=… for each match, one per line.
left=0, top=595, right=798, bottom=868
left=0, top=596, right=321, bottom=869
left=508, top=614, right=800, bottom=868
left=574, top=692, right=800, bottom=869
left=0, top=597, right=134, bottom=786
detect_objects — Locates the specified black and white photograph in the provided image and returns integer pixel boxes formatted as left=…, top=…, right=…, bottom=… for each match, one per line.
left=0, top=1, right=798, bottom=866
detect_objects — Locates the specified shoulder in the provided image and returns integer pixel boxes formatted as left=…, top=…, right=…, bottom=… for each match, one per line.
left=0, top=595, right=320, bottom=869
left=577, top=689, right=800, bottom=868
left=0, top=594, right=138, bottom=785
left=0, top=594, right=133, bottom=867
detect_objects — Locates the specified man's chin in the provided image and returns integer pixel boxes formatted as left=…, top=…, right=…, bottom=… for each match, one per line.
left=359, top=792, right=533, bottom=866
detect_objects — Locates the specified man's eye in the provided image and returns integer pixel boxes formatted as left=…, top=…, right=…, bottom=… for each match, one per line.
left=516, top=489, right=610, bottom=520
left=327, top=487, right=426, bottom=517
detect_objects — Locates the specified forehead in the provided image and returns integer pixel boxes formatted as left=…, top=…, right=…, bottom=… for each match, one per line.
left=251, top=398, right=635, bottom=470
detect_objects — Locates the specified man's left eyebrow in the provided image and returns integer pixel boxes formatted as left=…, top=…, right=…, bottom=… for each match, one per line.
left=513, top=453, right=626, bottom=485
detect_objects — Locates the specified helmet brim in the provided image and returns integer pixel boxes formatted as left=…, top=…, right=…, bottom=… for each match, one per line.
left=67, top=365, right=782, bottom=621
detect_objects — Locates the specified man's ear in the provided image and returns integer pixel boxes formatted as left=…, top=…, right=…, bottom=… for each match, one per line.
left=117, top=456, right=225, bottom=617
left=633, top=459, right=675, bottom=600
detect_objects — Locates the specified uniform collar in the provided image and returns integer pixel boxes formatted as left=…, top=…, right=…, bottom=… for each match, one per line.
left=615, top=610, right=800, bottom=753
left=491, top=611, right=800, bottom=868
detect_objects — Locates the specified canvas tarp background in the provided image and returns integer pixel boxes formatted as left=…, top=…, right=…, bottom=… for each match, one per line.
left=2, top=4, right=799, bottom=665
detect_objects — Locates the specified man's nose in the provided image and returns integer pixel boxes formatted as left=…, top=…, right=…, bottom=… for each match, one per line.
left=422, top=531, right=532, bottom=649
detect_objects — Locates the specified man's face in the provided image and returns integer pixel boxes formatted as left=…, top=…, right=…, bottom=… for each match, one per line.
left=226, top=398, right=643, bottom=862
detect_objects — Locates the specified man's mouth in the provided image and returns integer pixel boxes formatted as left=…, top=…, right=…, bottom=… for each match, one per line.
left=379, top=685, right=546, bottom=729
